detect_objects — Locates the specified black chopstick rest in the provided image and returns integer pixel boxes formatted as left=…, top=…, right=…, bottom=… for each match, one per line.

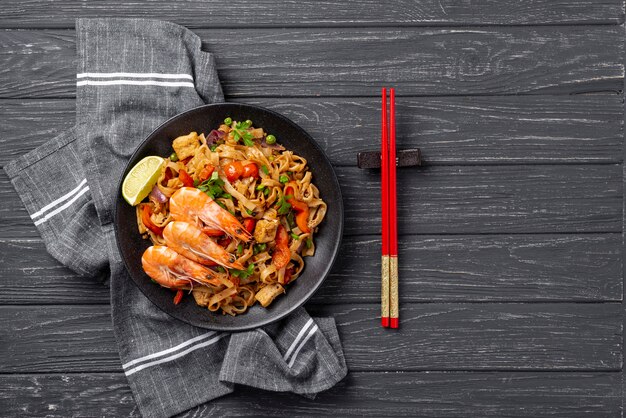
left=357, top=148, right=422, bottom=169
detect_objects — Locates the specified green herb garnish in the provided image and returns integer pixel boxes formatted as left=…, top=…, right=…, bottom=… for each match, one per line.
left=305, top=238, right=313, bottom=249
left=197, top=173, right=226, bottom=199
left=237, top=244, right=243, bottom=255
left=232, top=120, right=255, bottom=146
left=276, top=194, right=292, bottom=215
left=290, top=232, right=299, bottom=240
left=230, top=263, right=255, bottom=279
left=260, top=165, right=269, bottom=175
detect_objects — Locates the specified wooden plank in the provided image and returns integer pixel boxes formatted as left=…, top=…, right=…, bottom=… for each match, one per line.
left=0, top=372, right=621, bottom=417
left=1, top=164, right=621, bottom=239
left=0, top=234, right=621, bottom=305
left=0, top=27, right=622, bottom=98
left=1, top=95, right=623, bottom=167
left=0, top=1, right=622, bottom=29
left=0, top=304, right=620, bottom=372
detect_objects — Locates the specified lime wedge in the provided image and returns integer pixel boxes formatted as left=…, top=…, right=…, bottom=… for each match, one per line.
left=122, top=156, right=165, bottom=206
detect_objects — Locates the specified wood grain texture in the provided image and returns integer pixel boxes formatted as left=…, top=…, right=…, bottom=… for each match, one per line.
left=0, top=0, right=622, bottom=28
left=1, top=165, right=621, bottom=239
left=0, top=27, right=622, bottom=98
left=0, top=304, right=620, bottom=372
left=0, top=234, right=621, bottom=305
left=0, top=372, right=621, bottom=417
left=1, top=95, right=623, bottom=167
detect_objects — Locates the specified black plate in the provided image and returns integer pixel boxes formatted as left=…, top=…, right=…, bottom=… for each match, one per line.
left=114, top=103, right=343, bottom=331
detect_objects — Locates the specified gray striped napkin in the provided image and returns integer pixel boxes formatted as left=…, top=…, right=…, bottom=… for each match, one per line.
left=4, top=18, right=347, bottom=418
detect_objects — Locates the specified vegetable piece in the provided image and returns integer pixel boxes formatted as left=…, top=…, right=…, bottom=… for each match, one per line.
left=197, top=164, right=215, bottom=182
left=224, top=117, right=232, bottom=125
left=237, top=244, right=243, bottom=256
left=169, top=152, right=178, bottom=162
left=223, top=161, right=244, bottom=182
left=260, top=165, right=269, bottom=175
left=173, top=289, right=184, bottom=305
left=178, top=169, right=194, bottom=187
left=230, top=263, right=255, bottom=279
left=141, top=205, right=164, bottom=235
left=149, top=184, right=167, bottom=204
left=207, top=129, right=226, bottom=144
left=279, top=174, right=289, bottom=184
left=243, top=218, right=256, bottom=234
left=255, top=283, right=285, bottom=308
left=272, top=225, right=291, bottom=269
left=285, top=186, right=311, bottom=233
left=242, top=163, right=259, bottom=178
left=290, top=232, right=299, bottom=240
left=265, top=134, right=276, bottom=145
left=305, top=238, right=313, bottom=249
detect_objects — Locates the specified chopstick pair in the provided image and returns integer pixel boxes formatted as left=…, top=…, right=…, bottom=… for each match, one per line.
left=381, top=87, right=399, bottom=329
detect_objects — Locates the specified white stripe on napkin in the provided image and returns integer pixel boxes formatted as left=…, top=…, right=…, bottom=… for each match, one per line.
left=287, top=324, right=319, bottom=368
left=124, top=333, right=227, bottom=376
left=77, top=72, right=193, bottom=80
left=33, top=186, right=90, bottom=226
left=77, top=80, right=195, bottom=88
left=284, top=318, right=314, bottom=362
left=31, top=178, right=88, bottom=219
left=122, top=331, right=217, bottom=370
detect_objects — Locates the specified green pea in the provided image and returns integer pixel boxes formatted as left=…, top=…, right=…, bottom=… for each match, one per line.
left=279, top=174, right=289, bottom=184
left=244, top=119, right=253, bottom=128
left=170, top=152, right=178, bottom=162
left=224, top=117, right=232, bottom=125
left=265, top=134, right=276, bottom=145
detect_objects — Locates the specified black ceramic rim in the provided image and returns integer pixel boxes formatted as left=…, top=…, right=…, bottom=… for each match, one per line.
left=114, top=103, right=344, bottom=331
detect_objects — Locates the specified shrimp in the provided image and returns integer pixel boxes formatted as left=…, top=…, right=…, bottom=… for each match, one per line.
left=170, top=187, right=252, bottom=242
left=163, top=221, right=245, bottom=270
left=141, top=246, right=226, bottom=289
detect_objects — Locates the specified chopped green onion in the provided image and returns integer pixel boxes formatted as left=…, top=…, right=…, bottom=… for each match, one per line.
left=263, top=188, right=270, bottom=196
left=256, top=184, right=265, bottom=191
left=279, top=174, right=289, bottom=183
left=237, top=244, right=243, bottom=255
left=246, top=209, right=254, bottom=215
left=290, top=232, right=299, bottom=240
left=209, top=144, right=218, bottom=152
left=170, top=152, right=178, bottom=162
left=224, top=117, right=232, bottom=125
left=305, top=238, right=313, bottom=249
left=260, top=165, right=269, bottom=175
left=265, top=134, right=276, bottom=145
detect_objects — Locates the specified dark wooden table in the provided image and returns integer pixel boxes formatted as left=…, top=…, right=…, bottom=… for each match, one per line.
left=1, top=2, right=625, bottom=416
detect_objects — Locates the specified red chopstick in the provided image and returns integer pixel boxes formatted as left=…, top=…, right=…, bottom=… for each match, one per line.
left=388, top=88, right=399, bottom=329
left=381, top=88, right=390, bottom=328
